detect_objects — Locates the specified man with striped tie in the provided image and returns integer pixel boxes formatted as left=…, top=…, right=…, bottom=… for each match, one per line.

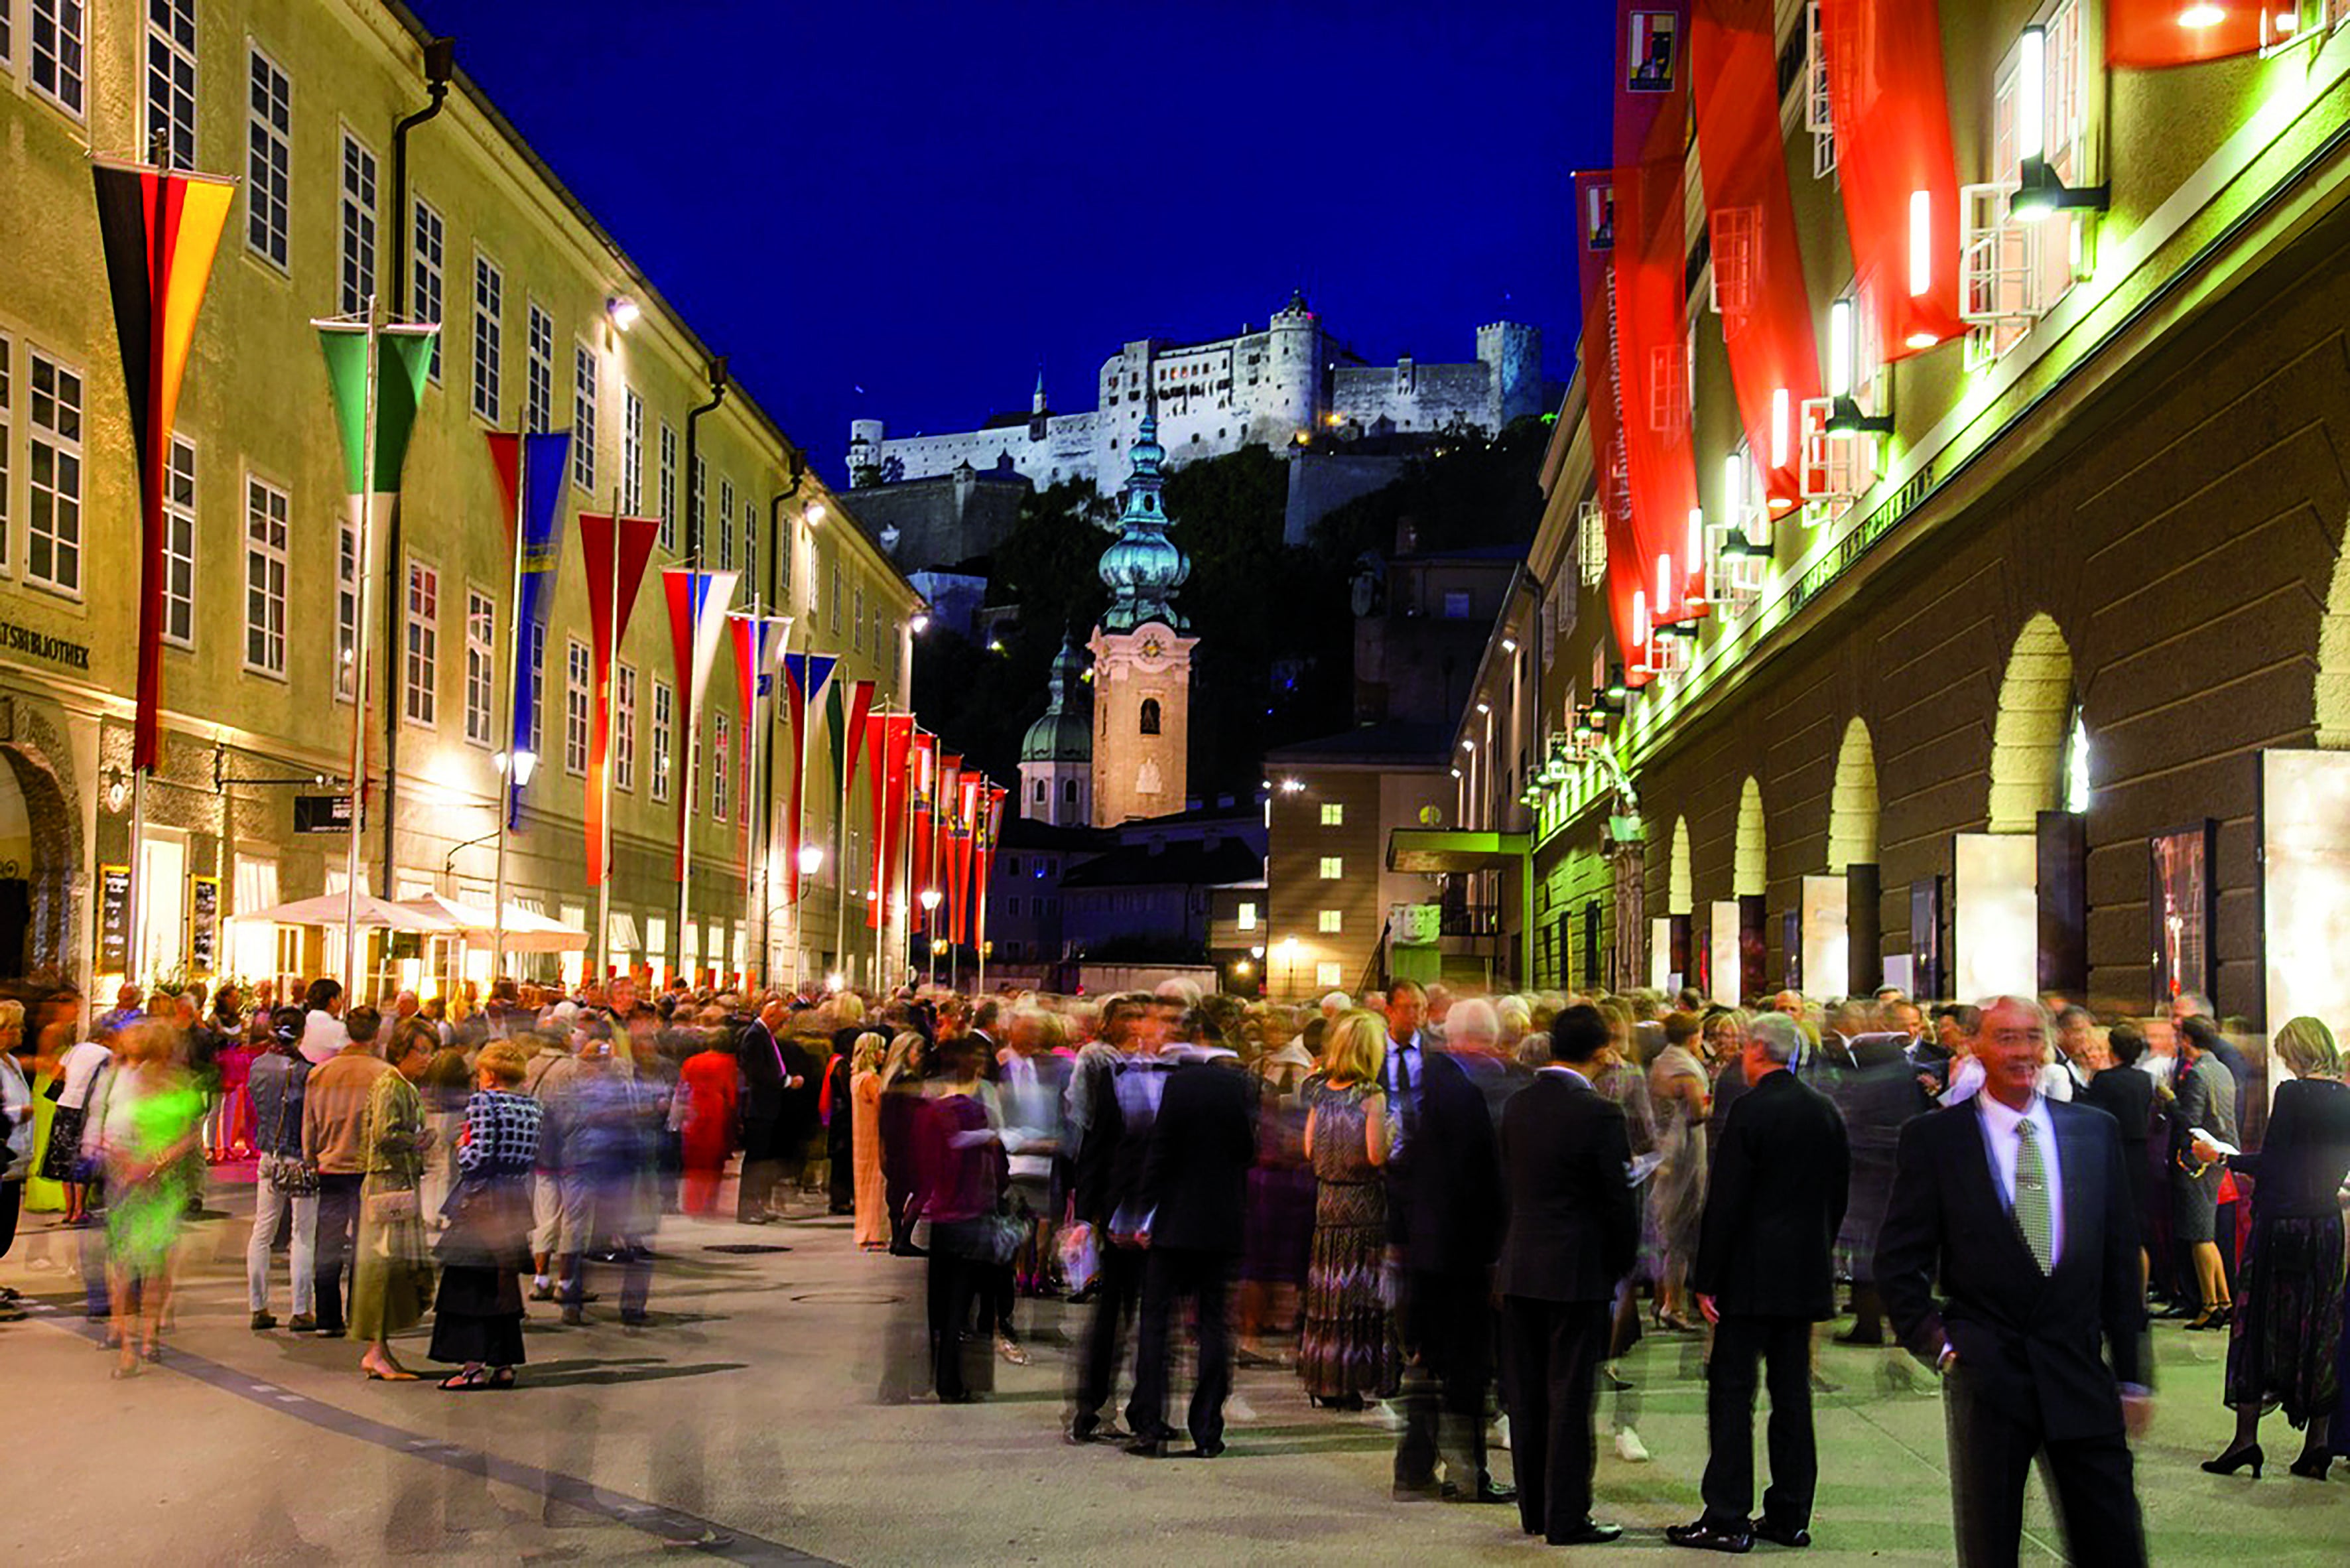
left=1875, top=997, right=2152, bottom=1567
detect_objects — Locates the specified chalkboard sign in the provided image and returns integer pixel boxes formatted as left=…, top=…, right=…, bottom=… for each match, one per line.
left=189, top=874, right=220, bottom=974
left=294, top=794, right=354, bottom=835
left=98, top=864, right=130, bottom=975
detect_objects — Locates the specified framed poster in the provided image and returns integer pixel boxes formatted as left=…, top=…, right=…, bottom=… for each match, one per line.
left=1626, top=10, right=1681, bottom=92
left=188, top=874, right=220, bottom=974
left=98, top=864, right=131, bottom=976
left=2149, top=821, right=2215, bottom=1012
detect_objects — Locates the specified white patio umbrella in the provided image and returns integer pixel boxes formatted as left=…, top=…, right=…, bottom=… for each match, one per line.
left=399, top=893, right=588, bottom=953
left=235, top=891, right=461, bottom=933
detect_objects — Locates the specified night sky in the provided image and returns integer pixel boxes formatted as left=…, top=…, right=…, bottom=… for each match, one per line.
left=407, top=1, right=1614, bottom=484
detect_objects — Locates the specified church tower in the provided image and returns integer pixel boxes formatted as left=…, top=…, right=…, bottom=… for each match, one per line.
left=1019, top=638, right=1093, bottom=826
left=1088, top=413, right=1195, bottom=824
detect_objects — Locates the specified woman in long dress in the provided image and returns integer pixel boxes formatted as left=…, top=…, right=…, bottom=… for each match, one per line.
left=430, top=1041, right=541, bottom=1390
left=1297, top=1010, right=1394, bottom=1409
left=350, top=1021, right=436, bottom=1381
left=92, top=1021, right=203, bottom=1376
left=850, top=1032, right=889, bottom=1250
left=1648, top=1012, right=1710, bottom=1331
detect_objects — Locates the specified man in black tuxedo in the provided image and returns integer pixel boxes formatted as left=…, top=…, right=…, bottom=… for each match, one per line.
left=1066, top=996, right=1171, bottom=1445
left=1668, top=1013, right=1850, bottom=1554
left=1390, top=997, right=1516, bottom=1505
left=1125, top=1035, right=1259, bottom=1458
left=1497, top=1004, right=1638, bottom=1547
left=1876, top=997, right=2152, bottom=1568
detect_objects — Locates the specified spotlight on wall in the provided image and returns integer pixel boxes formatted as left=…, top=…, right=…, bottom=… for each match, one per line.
left=102, top=767, right=129, bottom=814
left=605, top=294, right=641, bottom=332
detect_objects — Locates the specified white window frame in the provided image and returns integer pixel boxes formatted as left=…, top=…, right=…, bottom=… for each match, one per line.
left=621, top=387, right=643, bottom=513
left=615, top=661, right=637, bottom=792
left=162, top=435, right=196, bottom=647
left=1804, top=0, right=1836, bottom=178
left=718, top=475, right=734, bottom=567
left=470, top=250, right=503, bottom=423
left=711, top=711, right=730, bottom=822
left=26, top=348, right=84, bottom=597
left=0, top=330, right=13, bottom=577
left=853, top=584, right=866, bottom=650
left=463, top=588, right=495, bottom=746
left=744, top=500, right=758, bottom=604
left=829, top=559, right=842, bottom=635
left=404, top=557, right=438, bottom=728
left=572, top=342, right=598, bottom=491
left=1577, top=499, right=1606, bottom=588
left=244, top=43, right=291, bottom=270
left=145, top=0, right=197, bottom=168
left=1963, top=1, right=2086, bottom=366
left=527, top=621, right=545, bottom=758
left=564, top=637, right=590, bottom=776
left=412, top=196, right=445, bottom=383
left=658, top=421, right=677, bottom=551
left=524, top=302, right=554, bottom=434
left=1319, top=909, right=1343, bottom=934
left=1315, top=960, right=1344, bottom=990
left=1319, top=802, right=1344, bottom=826
left=334, top=516, right=358, bottom=700
left=30, top=0, right=86, bottom=119
left=651, top=678, right=673, bottom=803
left=1236, top=901, right=1258, bottom=931
left=242, top=472, right=289, bottom=678
left=1318, top=856, right=1342, bottom=880
left=338, top=127, right=379, bottom=316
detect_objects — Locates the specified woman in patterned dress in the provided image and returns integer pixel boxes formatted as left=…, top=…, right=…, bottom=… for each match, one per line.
left=1297, top=1010, right=1395, bottom=1409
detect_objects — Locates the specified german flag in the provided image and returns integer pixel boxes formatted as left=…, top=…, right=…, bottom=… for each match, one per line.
left=93, top=161, right=234, bottom=774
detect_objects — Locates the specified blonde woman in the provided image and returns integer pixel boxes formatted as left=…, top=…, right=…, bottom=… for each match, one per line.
left=849, top=1031, right=890, bottom=1250
left=1297, top=1009, right=1396, bottom=1409
left=878, top=1031, right=930, bottom=1254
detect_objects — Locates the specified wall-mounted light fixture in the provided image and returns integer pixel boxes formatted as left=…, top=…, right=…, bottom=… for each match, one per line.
left=2010, top=27, right=2107, bottom=224
left=605, top=294, right=641, bottom=332
left=1825, top=298, right=1896, bottom=436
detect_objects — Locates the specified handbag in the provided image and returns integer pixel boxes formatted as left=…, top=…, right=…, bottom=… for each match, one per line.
left=365, top=1187, right=421, bottom=1224
left=259, top=1071, right=319, bottom=1196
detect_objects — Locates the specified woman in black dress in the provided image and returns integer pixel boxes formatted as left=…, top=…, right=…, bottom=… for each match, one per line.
left=2081, top=1023, right=2158, bottom=1291
left=2199, top=1017, right=2350, bottom=1480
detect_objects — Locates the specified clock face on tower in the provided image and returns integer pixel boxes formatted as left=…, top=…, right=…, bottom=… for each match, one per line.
left=1140, top=635, right=1163, bottom=659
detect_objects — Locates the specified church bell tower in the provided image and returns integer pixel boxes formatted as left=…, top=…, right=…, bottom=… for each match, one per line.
left=1088, top=412, right=1194, bottom=824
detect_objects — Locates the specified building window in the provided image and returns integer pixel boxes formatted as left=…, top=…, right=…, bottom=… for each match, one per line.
left=470, top=253, right=502, bottom=422
left=27, top=350, right=84, bottom=595
left=338, top=131, right=378, bottom=316
left=242, top=474, right=289, bottom=675
left=1315, top=960, right=1343, bottom=990
left=852, top=585, right=865, bottom=649
left=144, top=0, right=196, bottom=167
left=1139, top=698, right=1161, bottom=735
left=412, top=198, right=444, bottom=381
left=1442, top=590, right=1472, bottom=619
left=690, top=455, right=705, bottom=554
left=1319, top=909, right=1342, bottom=934
left=161, top=436, right=196, bottom=647
left=1320, top=803, right=1344, bottom=826
left=1319, top=856, right=1342, bottom=879
left=334, top=517, right=358, bottom=699
left=718, top=476, right=734, bottom=567
left=244, top=46, right=290, bottom=267
left=1008, top=896, right=1022, bottom=917
left=746, top=501, right=759, bottom=603
left=463, top=590, right=494, bottom=745
left=1063, top=779, right=1077, bottom=805
left=621, top=388, right=643, bottom=513
left=1032, top=778, right=1045, bottom=804
left=651, top=679, right=673, bottom=803
left=527, top=622, right=545, bottom=758
left=31, top=0, right=86, bottom=117
left=777, top=513, right=793, bottom=602
left=829, top=560, right=841, bottom=635
left=0, top=333, right=13, bottom=576
left=615, top=663, right=636, bottom=791
left=404, top=559, right=438, bottom=726
left=1236, top=901, right=1258, bottom=931
left=657, top=421, right=677, bottom=551
left=572, top=344, right=598, bottom=491
left=564, top=637, right=590, bottom=775
left=711, top=712, right=730, bottom=821
left=524, top=304, right=553, bottom=433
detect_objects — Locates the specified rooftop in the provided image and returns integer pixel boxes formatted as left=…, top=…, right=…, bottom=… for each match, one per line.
left=1057, top=837, right=1265, bottom=891
left=1265, top=720, right=1452, bottom=767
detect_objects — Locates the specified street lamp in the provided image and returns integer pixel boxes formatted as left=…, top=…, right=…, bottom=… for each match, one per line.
left=1278, top=935, right=1300, bottom=999
left=919, top=887, right=943, bottom=986
left=494, top=748, right=538, bottom=787
left=489, top=747, right=537, bottom=989
left=797, top=844, right=824, bottom=876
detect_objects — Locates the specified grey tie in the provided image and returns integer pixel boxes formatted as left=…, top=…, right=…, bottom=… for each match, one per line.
left=2014, top=1120, right=2054, bottom=1274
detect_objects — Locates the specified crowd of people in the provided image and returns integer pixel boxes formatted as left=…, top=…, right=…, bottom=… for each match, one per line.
left=3, top=966, right=2348, bottom=1562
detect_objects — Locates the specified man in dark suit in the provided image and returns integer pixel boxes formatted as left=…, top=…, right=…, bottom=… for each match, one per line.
left=1065, top=996, right=1171, bottom=1445
left=735, top=1000, right=789, bottom=1224
left=1390, top=997, right=1516, bottom=1504
left=1498, top=1004, right=1639, bottom=1547
left=1668, top=1013, right=1851, bottom=1554
left=1126, top=1035, right=1259, bottom=1457
left=1876, top=996, right=2152, bottom=1568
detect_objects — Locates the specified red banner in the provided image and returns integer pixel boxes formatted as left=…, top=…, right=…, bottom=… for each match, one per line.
left=909, top=732, right=937, bottom=917
left=936, top=752, right=963, bottom=941
left=954, top=773, right=983, bottom=946
left=1575, top=170, right=1655, bottom=683
left=883, top=718, right=915, bottom=933
left=1820, top=0, right=1965, bottom=359
left=1693, top=0, right=1821, bottom=517
left=974, top=784, right=1008, bottom=957
left=840, top=679, right=876, bottom=793
left=2107, top=1, right=2273, bottom=66
left=580, top=514, right=659, bottom=885
left=864, top=712, right=891, bottom=929
left=1613, top=0, right=1705, bottom=625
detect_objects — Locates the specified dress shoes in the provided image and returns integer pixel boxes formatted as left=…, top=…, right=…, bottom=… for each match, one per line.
left=1391, top=1476, right=1442, bottom=1502
left=286, top=1314, right=318, bottom=1333
left=1123, top=1427, right=1178, bottom=1458
left=249, top=1311, right=278, bottom=1332
left=1665, top=1520, right=1754, bottom=1553
left=1445, top=1478, right=1518, bottom=1505
left=1750, top=1520, right=1811, bottom=1548
left=1065, top=1419, right=1130, bottom=1446
left=1547, top=1519, right=1625, bottom=1546
left=1189, top=1440, right=1226, bottom=1459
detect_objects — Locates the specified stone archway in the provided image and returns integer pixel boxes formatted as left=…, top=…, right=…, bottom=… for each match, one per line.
left=1734, top=777, right=1766, bottom=897
left=2318, top=511, right=2350, bottom=747
left=1988, top=613, right=2074, bottom=832
left=1669, top=816, right=1692, bottom=913
left=0, top=738, right=80, bottom=980
left=1829, top=718, right=1879, bottom=873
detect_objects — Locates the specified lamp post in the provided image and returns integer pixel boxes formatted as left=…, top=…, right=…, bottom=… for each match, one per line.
left=490, top=746, right=537, bottom=983
left=919, top=887, right=943, bottom=988
left=1279, top=935, right=1299, bottom=1002
left=795, top=842, right=824, bottom=992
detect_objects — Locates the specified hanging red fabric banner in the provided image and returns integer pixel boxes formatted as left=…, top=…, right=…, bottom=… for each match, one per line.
left=864, top=713, right=892, bottom=929
left=936, top=752, right=964, bottom=943
left=1819, top=0, right=1966, bottom=359
left=1612, top=0, right=1705, bottom=625
left=1693, top=0, right=1822, bottom=517
left=880, top=717, right=915, bottom=931
left=2107, top=1, right=2276, bottom=66
left=1575, top=170, right=1656, bottom=683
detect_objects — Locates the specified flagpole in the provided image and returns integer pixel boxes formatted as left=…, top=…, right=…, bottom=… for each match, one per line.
left=342, top=300, right=382, bottom=1000
left=679, top=659, right=697, bottom=992
left=127, top=770, right=147, bottom=986
left=490, top=442, right=525, bottom=987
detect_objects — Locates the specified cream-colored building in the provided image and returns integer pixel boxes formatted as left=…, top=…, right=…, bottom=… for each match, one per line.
left=0, top=0, right=920, bottom=999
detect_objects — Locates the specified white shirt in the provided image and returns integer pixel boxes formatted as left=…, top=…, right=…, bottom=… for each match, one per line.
left=1975, top=1088, right=2064, bottom=1269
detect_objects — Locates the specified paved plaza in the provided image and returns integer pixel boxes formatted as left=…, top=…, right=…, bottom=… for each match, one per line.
left=5, top=1173, right=2343, bottom=1567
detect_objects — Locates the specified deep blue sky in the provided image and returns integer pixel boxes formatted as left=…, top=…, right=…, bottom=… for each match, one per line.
left=408, top=1, right=1614, bottom=484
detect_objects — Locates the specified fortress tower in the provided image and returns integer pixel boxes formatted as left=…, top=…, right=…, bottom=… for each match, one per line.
left=1087, top=413, right=1195, bottom=825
